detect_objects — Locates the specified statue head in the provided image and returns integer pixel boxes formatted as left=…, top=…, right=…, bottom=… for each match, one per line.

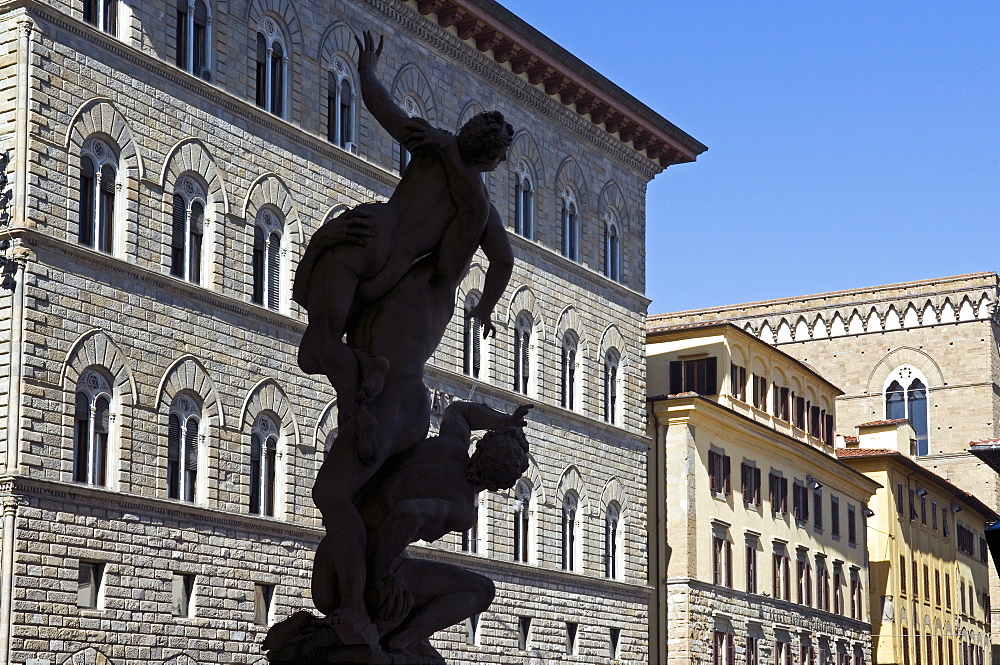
left=467, top=426, right=530, bottom=492
left=457, top=111, right=514, bottom=172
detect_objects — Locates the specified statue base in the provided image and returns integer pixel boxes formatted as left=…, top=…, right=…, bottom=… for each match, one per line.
left=264, top=611, right=445, bottom=664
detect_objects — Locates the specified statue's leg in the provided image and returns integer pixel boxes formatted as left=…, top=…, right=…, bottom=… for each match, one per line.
left=382, top=560, right=495, bottom=652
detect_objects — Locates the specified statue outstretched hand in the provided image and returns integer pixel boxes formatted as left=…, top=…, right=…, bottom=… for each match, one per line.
left=505, top=404, right=533, bottom=429
left=355, top=30, right=384, bottom=72
left=466, top=302, right=496, bottom=339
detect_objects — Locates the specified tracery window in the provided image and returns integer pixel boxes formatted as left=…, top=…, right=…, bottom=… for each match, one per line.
left=604, top=210, right=621, bottom=282
left=561, top=187, right=578, bottom=260
left=83, top=0, right=117, bottom=35
left=513, top=480, right=531, bottom=563
left=78, top=138, right=118, bottom=254
left=167, top=394, right=201, bottom=502
left=562, top=492, right=579, bottom=572
left=327, top=57, right=355, bottom=150
left=514, top=161, right=534, bottom=239
left=605, top=502, right=621, bottom=579
left=249, top=413, right=279, bottom=516
left=463, top=293, right=483, bottom=380
left=74, top=370, right=112, bottom=486
left=885, top=365, right=929, bottom=455
left=604, top=349, right=620, bottom=425
left=512, top=313, right=532, bottom=395
left=561, top=332, right=578, bottom=410
left=170, top=176, right=205, bottom=284
left=251, top=208, right=282, bottom=309
left=255, top=18, right=287, bottom=117
left=175, top=0, right=211, bottom=78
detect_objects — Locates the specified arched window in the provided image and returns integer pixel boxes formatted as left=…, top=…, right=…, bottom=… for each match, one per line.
left=397, top=95, right=421, bottom=173
left=255, top=18, right=287, bottom=117
left=885, top=365, right=929, bottom=455
left=251, top=209, right=282, bottom=310
left=604, top=210, right=621, bottom=282
left=515, top=162, right=534, bottom=239
left=463, top=293, right=483, bottom=379
left=513, top=313, right=532, bottom=395
left=605, top=502, right=621, bottom=579
left=74, top=370, right=111, bottom=486
left=167, top=394, right=201, bottom=502
left=175, top=0, right=211, bottom=79
left=78, top=138, right=118, bottom=254
left=561, top=188, right=578, bottom=260
left=561, top=332, right=578, bottom=410
left=83, top=0, right=117, bottom=35
left=513, top=480, right=531, bottom=563
left=604, top=349, right=620, bottom=424
left=170, top=177, right=205, bottom=284
left=327, top=57, right=355, bottom=149
left=562, top=492, right=579, bottom=571
left=249, top=413, right=279, bottom=516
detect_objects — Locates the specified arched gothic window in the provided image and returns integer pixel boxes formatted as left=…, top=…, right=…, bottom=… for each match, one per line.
left=605, top=502, right=621, bottom=579
left=249, top=413, right=279, bottom=516
left=561, top=332, right=578, bottom=410
left=251, top=209, right=282, bottom=310
left=397, top=95, right=421, bottom=173
left=327, top=58, right=355, bottom=149
left=74, top=370, right=112, bottom=486
left=255, top=18, right=287, bottom=117
left=83, top=0, right=117, bottom=35
left=885, top=366, right=929, bottom=455
left=170, top=176, right=205, bottom=284
left=78, top=138, right=118, bottom=254
left=604, top=349, right=620, bottom=425
left=515, top=162, right=534, bottom=239
left=463, top=293, right=483, bottom=379
left=562, top=492, right=579, bottom=571
left=175, top=0, right=211, bottom=78
left=513, top=313, right=532, bottom=395
left=561, top=188, right=578, bottom=261
left=604, top=210, right=621, bottom=282
left=513, top=480, right=531, bottom=563
left=167, top=394, right=201, bottom=502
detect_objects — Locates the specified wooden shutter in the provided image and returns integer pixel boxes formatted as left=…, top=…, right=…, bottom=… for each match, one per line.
left=251, top=226, right=265, bottom=304
left=255, top=33, right=267, bottom=107
left=267, top=231, right=280, bottom=310
left=708, top=451, right=718, bottom=492
left=754, top=467, right=761, bottom=505
left=93, top=396, right=110, bottom=486
left=472, top=319, right=481, bottom=378
left=170, top=193, right=186, bottom=277
left=184, top=418, right=199, bottom=502
left=189, top=201, right=204, bottom=284
left=98, top=165, right=116, bottom=253
left=249, top=433, right=262, bottom=513
left=704, top=356, right=718, bottom=395
left=463, top=314, right=472, bottom=376
left=79, top=157, right=96, bottom=247
left=521, top=330, right=530, bottom=394
left=74, top=392, right=91, bottom=483
left=722, top=455, right=731, bottom=495
left=669, top=361, right=682, bottom=394
left=167, top=413, right=181, bottom=499
left=725, top=540, right=733, bottom=587
left=513, top=329, right=522, bottom=391
left=780, top=477, right=788, bottom=514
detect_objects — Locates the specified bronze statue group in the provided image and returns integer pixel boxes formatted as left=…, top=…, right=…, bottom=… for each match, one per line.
left=263, top=32, right=530, bottom=665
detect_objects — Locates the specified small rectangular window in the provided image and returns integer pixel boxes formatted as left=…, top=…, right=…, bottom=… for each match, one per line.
left=609, top=627, right=621, bottom=659
left=466, top=613, right=480, bottom=646
left=932, top=501, right=938, bottom=530
left=745, top=539, right=758, bottom=594
left=896, top=482, right=904, bottom=516
left=77, top=561, right=104, bottom=609
left=565, top=621, right=578, bottom=655
left=847, top=505, right=857, bottom=545
left=900, top=555, right=907, bottom=594
left=831, top=496, right=840, bottom=537
left=518, top=616, right=531, bottom=651
left=254, top=583, right=275, bottom=626
left=813, top=488, right=823, bottom=530
left=172, top=573, right=195, bottom=618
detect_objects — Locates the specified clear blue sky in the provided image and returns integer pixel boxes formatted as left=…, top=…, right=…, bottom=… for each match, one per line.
left=495, top=1, right=1000, bottom=314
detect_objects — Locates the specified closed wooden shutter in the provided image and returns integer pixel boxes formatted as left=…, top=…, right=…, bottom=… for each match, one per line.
left=267, top=231, right=280, bottom=310
left=249, top=433, right=262, bottom=513
left=170, top=193, right=186, bottom=277
left=189, top=201, right=204, bottom=284
left=98, top=165, right=116, bottom=253
left=79, top=157, right=96, bottom=247
left=251, top=226, right=265, bottom=304
left=74, top=392, right=91, bottom=482
left=168, top=413, right=181, bottom=499
left=93, top=396, right=110, bottom=486
left=184, top=418, right=199, bottom=502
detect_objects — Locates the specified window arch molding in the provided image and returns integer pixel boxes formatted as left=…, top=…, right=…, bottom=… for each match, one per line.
left=555, top=306, right=587, bottom=413
left=457, top=263, right=491, bottom=382
left=326, top=55, right=357, bottom=150
left=243, top=173, right=301, bottom=312
left=66, top=100, right=143, bottom=254
left=556, top=465, right=590, bottom=573
left=254, top=16, right=290, bottom=117
left=314, top=398, right=339, bottom=459
left=61, top=330, right=138, bottom=487
left=559, top=185, right=580, bottom=261
left=603, top=347, right=622, bottom=425
left=603, top=208, right=621, bottom=283
left=507, top=286, right=546, bottom=398
left=600, top=477, right=629, bottom=580
left=598, top=181, right=628, bottom=283
left=241, top=378, right=299, bottom=518
left=599, top=324, right=627, bottom=425
left=555, top=157, right=589, bottom=260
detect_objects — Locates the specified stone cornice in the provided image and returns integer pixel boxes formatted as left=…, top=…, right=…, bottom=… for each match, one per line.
left=405, top=0, right=707, bottom=168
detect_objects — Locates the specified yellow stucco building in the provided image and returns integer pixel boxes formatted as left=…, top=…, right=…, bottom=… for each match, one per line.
left=647, top=322, right=879, bottom=665
left=838, top=421, right=996, bottom=665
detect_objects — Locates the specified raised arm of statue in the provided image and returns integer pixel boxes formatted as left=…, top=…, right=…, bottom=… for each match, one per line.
left=439, top=402, right=532, bottom=442
left=355, top=31, right=421, bottom=147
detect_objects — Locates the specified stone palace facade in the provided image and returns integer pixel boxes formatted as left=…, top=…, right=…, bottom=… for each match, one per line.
left=0, top=0, right=705, bottom=663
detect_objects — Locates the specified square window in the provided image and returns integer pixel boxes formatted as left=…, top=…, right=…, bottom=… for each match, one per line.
left=566, top=621, right=578, bottom=655
left=254, top=583, right=275, bottom=626
left=466, top=613, right=480, bottom=646
left=610, top=627, right=621, bottom=659
left=77, top=561, right=104, bottom=609
left=518, top=616, right=531, bottom=651
left=172, top=573, right=195, bottom=618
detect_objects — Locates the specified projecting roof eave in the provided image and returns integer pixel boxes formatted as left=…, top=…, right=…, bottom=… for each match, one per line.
left=645, top=320, right=844, bottom=396
left=416, top=0, right=707, bottom=168
left=969, top=441, right=1000, bottom=476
